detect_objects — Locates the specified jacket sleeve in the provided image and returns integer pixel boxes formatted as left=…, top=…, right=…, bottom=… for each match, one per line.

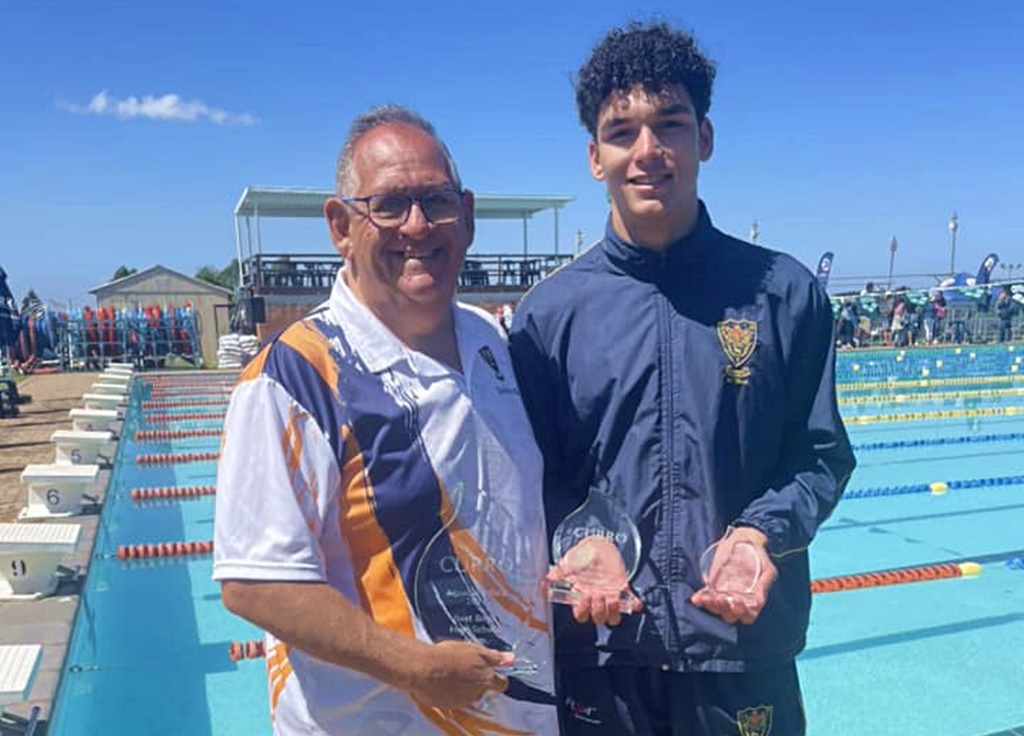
left=733, top=280, right=856, bottom=556
left=509, top=307, right=560, bottom=462
left=508, top=304, right=587, bottom=532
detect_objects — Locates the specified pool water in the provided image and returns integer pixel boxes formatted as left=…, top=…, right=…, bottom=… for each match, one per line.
left=47, top=346, right=1024, bottom=736
left=47, top=374, right=267, bottom=736
left=800, top=345, right=1024, bottom=736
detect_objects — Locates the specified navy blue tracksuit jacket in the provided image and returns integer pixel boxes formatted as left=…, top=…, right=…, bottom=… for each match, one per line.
left=509, top=203, right=856, bottom=673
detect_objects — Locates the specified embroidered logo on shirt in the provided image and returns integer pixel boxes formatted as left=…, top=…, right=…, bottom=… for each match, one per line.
left=737, top=704, right=773, bottom=736
left=716, top=319, right=757, bottom=385
left=478, top=346, right=505, bottom=381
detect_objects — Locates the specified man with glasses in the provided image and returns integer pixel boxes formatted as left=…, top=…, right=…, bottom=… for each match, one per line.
left=214, top=105, right=557, bottom=735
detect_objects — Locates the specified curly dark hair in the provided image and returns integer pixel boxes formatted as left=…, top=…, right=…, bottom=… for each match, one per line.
left=575, top=21, right=716, bottom=137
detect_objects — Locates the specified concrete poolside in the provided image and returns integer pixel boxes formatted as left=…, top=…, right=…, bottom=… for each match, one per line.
left=0, top=372, right=105, bottom=734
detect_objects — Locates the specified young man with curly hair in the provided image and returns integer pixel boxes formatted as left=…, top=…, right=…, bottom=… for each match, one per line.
left=509, top=21, right=855, bottom=736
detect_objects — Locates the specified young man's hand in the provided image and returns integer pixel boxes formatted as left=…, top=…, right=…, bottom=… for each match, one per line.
left=690, top=526, right=777, bottom=625
left=546, top=535, right=643, bottom=627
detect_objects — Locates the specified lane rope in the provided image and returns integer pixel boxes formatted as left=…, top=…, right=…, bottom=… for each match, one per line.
left=810, top=561, right=981, bottom=594
left=843, top=473, right=1024, bottom=499
left=131, top=485, right=216, bottom=501
left=852, top=431, right=1024, bottom=451
left=136, top=451, right=219, bottom=465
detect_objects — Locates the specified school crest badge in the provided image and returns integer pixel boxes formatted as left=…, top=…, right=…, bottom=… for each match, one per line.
left=737, top=705, right=773, bottom=736
left=716, top=319, right=757, bottom=385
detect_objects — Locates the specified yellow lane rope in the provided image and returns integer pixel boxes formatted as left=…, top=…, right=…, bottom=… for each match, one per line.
left=840, top=373, right=1024, bottom=392
left=844, top=406, right=1023, bottom=424
left=839, top=386, right=1024, bottom=406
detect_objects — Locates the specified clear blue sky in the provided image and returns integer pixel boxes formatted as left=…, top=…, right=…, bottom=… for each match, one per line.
left=2, top=0, right=1022, bottom=306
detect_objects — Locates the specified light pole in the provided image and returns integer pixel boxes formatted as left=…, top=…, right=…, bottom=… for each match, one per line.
left=888, top=236, right=898, bottom=290
left=948, top=212, right=959, bottom=275
left=750, top=220, right=759, bottom=244
left=1000, top=262, right=1023, bottom=284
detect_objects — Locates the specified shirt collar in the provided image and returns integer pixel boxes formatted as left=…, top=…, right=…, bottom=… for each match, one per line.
left=327, top=268, right=476, bottom=378
left=327, top=269, right=414, bottom=374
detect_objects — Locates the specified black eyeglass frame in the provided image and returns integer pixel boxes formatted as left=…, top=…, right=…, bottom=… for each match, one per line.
left=339, top=187, right=464, bottom=228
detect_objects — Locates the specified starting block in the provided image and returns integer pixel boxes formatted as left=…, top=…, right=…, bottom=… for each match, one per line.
left=90, top=382, right=129, bottom=396
left=51, top=430, right=116, bottom=466
left=82, top=393, right=125, bottom=412
left=0, top=523, right=81, bottom=599
left=19, top=464, right=100, bottom=519
left=105, top=362, right=134, bottom=373
left=0, top=644, right=43, bottom=706
left=69, top=408, right=120, bottom=434
left=99, top=372, right=132, bottom=385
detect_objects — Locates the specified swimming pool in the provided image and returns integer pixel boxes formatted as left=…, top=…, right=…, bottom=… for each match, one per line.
left=44, top=347, right=1024, bottom=735
left=800, top=344, right=1024, bottom=736
left=47, top=373, right=268, bottom=736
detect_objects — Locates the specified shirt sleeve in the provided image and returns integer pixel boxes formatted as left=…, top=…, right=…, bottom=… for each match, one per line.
left=734, top=280, right=857, bottom=556
left=213, top=374, right=341, bottom=581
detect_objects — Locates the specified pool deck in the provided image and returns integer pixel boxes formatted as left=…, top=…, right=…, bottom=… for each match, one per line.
left=0, top=372, right=103, bottom=735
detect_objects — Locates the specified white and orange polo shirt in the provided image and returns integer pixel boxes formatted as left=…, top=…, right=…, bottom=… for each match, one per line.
left=213, top=273, right=556, bottom=735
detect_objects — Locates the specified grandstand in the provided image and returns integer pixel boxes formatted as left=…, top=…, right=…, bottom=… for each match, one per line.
left=232, top=186, right=574, bottom=338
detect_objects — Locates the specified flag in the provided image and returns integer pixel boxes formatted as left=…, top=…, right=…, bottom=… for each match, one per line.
left=815, top=252, right=835, bottom=288
left=976, top=253, right=999, bottom=284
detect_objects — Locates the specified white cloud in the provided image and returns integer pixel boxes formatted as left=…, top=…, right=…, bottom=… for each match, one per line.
left=57, top=90, right=257, bottom=126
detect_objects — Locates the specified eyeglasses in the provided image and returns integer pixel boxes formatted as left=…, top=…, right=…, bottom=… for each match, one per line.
left=340, top=188, right=464, bottom=228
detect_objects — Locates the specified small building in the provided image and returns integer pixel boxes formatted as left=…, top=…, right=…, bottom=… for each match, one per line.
left=89, top=265, right=231, bottom=368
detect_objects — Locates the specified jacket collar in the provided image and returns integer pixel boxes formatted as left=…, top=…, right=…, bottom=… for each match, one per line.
left=602, top=200, right=716, bottom=279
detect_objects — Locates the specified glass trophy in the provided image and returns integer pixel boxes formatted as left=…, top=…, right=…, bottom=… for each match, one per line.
left=547, top=480, right=642, bottom=614
left=698, top=532, right=762, bottom=599
left=413, top=482, right=545, bottom=677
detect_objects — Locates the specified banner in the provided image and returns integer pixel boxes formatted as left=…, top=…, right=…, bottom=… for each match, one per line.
left=976, top=253, right=999, bottom=284
left=815, top=251, right=835, bottom=289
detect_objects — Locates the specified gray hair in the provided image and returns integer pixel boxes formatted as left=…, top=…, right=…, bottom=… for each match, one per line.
left=334, top=104, right=462, bottom=196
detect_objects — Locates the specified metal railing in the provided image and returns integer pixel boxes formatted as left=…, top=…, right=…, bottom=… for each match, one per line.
left=241, top=254, right=340, bottom=294
left=242, top=253, right=575, bottom=295
left=458, top=254, right=574, bottom=290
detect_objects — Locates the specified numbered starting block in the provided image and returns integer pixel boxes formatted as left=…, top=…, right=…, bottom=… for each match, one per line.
left=105, top=362, right=134, bottom=374
left=0, top=644, right=43, bottom=706
left=0, top=523, right=81, bottom=599
left=99, top=370, right=132, bottom=383
left=51, top=430, right=116, bottom=466
left=18, top=464, right=101, bottom=519
left=69, top=408, right=120, bottom=434
left=82, top=393, right=125, bottom=413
